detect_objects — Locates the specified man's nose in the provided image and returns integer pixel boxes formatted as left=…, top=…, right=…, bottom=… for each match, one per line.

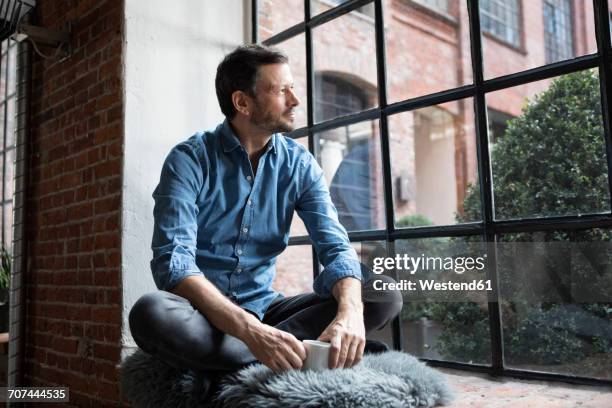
left=287, top=88, right=300, bottom=107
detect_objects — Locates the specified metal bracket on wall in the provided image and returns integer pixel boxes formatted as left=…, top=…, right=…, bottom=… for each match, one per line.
left=12, top=23, right=71, bottom=60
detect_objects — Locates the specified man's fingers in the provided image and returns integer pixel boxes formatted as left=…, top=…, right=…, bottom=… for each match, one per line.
left=329, top=335, right=342, bottom=369
left=274, top=355, right=293, bottom=372
left=344, top=339, right=360, bottom=368
left=355, top=338, right=365, bottom=365
left=336, top=334, right=351, bottom=368
left=287, top=334, right=307, bottom=361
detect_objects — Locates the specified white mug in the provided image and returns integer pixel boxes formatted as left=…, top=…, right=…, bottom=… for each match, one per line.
left=302, top=339, right=331, bottom=371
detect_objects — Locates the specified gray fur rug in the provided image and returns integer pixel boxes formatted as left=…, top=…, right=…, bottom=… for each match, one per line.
left=121, top=349, right=453, bottom=408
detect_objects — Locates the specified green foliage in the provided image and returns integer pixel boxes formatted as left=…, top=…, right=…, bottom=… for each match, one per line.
left=430, top=71, right=612, bottom=367
left=429, top=302, right=491, bottom=364
left=396, top=214, right=434, bottom=228
left=0, top=245, right=10, bottom=290
left=460, top=70, right=609, bottom=221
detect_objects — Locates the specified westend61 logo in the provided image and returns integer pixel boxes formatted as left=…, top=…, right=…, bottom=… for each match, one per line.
left=371, top=254, right=487, bottom=275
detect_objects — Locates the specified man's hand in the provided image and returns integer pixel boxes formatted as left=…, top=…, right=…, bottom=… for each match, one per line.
left=243, top=321, right=307, bottom=372
left=317, top=309, right=365, bottom=369
left=318, top=277, right=365, bottom=369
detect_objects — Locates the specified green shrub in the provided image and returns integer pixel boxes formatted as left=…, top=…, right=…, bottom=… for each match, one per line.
left=431, top=70, right=612, bottom=366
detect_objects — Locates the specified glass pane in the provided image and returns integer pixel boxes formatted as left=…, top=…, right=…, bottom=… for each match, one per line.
left=274, top=34, right=308, bottom=130
left=383, top=0, right=472, bottom=103
left=609, top=5, right=612, bottom=48
left=314, top=119, right=385, bottom=232
left=0, top=49, right=5, bottom=98
left=487, top=70, right=610, bottom=220
left=481, top=0, right=597, bottom=79
left=273, top=245, right=314, bottom=296
left=3, top=203, right=11, bottom=249
left=354, top=239, right=397, bottom=347
left=497, top=229, right=612, bottom=380
left=0, top=102, right=5, bottom=150
left=257, top=0, right=304, bottom=42
left=290, top=137, right=310, bottom=237
left=390, top=99, right=481, bottom=227
left=6, top=96, right=14, bottom=148
left=7, top=43, right=15, bottom=96
left=0, top=152, right=4, bottom=201
left=312, top=4, right=378, bottom=123
left=396, top=236, right=491, bottom=364
left=5, top=148, right=13, bottom=202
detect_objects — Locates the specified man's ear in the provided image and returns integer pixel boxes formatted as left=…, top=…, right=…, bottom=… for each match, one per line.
left=232, top=90, right=251, bottom=117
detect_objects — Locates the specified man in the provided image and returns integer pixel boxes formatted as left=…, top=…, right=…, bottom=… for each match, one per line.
left=129, top=44, right=402, bottom=386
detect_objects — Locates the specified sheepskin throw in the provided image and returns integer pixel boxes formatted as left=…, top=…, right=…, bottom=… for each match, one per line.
left=121, top=349, right=453, bottom=408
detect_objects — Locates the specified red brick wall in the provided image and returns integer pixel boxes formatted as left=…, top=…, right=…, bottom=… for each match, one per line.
left=27, top=0, right=125, bottom=406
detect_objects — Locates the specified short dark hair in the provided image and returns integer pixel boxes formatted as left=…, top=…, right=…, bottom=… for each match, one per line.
left=215, top=44, right=289, bottom=120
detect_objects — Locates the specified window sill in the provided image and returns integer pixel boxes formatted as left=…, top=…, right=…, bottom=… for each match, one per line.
left=406, top=0, right=458, bottom=26
left=482, top=31, right=527, bottom=56
left=440, top=367, right=611, bottom=407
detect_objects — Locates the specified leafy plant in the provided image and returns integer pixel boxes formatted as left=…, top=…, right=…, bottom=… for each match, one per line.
left=0, top=245, right=10, bottom=290
left=429, top=70, right=612, bottom=368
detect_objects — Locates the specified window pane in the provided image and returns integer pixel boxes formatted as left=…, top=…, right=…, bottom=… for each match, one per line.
left=273, top=244, right=313, bottom=296
left=6, top=96, right=14, bottom=148
left=390, top=99, right=481, bottom=227
left=5, top=148, right=13, bottom=202
left=487, top=70, right=610, bottom=220
left=312, top=4, right=378, bottom=123
left=257, top=0, right=304, bottom=42
left=0, top=50, right=5, bottom=99
left=543, top=0, right=573, bottom=64
left=289, top=137, right=310, bottom=237
left=354, top=240, right=397, bottom=346
left=396, top=236, right=491, bottom=364
left=481, top=0, right=597, bottom=79
left=3, top=203, right=11, bottom=249
left=497, top=229, right=612, bottom=380
left=274, top=34, right=308, bottom=130
left=383, top=0, right=472, bottom=103
left=314, top=119, right=385, bottom=232
left=7, top=43, right=15, bottom=96
left=0, top=152, right=4, bottom=201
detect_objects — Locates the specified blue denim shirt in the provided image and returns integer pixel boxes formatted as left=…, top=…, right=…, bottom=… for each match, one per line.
left=150, top=120, right=361, bottom=319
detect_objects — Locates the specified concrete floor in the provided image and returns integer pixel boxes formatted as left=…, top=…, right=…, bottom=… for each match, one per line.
left=439, top=367, right=612, bottom=408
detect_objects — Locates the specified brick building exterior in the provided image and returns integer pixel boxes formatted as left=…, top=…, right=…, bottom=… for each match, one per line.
left=262, top=0, right=606, bottom=295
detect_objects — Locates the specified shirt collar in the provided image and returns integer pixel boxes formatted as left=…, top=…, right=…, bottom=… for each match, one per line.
left=220, top=119, right=277, bottom=155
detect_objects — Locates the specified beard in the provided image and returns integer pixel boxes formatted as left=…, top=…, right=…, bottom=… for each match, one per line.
left=250, top=100, right=295, bottom=134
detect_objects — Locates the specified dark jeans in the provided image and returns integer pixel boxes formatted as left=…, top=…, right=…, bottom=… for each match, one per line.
left=128, top=275, right=403, bottom=373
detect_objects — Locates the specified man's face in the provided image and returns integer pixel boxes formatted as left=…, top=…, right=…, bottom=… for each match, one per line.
left=249, top=63, right=300, bottom=133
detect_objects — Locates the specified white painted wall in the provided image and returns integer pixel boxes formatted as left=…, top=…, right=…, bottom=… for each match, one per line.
left=122, top=0, right=249, bottom=351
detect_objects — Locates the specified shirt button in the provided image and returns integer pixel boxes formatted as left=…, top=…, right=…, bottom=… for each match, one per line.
left=236, top=268, right=242, bottom=274
left=247, top=199, right=252, bottom=205
left=232, top=291, right=237, bottom=297
left=246, top=175, right=252, bottom=181
left=243, top=227, right=248, bottom=233
left=237, top=249, right=243, bottom=255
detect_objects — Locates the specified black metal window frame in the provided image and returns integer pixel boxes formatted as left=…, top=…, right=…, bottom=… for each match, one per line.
left=253, top=0, right=612, bottom=387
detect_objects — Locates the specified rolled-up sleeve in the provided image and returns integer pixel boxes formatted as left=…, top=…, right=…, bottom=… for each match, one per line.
left=150, top=140, right=204, bottom=291
left=296, top=153, right=361, bottom=297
